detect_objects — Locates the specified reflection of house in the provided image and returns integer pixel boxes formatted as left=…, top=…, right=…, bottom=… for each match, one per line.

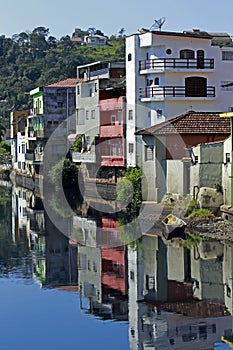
left=126, top=28, right=233, bottom=167
left=77, top=216, right=128, bottom=320
left=136, top=111, right=230, bottom=202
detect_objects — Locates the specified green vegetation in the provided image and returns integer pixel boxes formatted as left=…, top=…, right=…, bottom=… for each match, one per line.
left=0, top=141, right=11, bottom=164
left=117, top=167, right=143, bottom=213
left=185, top=198, right=213, bottom=218
left=182, top=231, right=207, bottom=249
left=118, top=216, right=142, bottom=250
left=47, top=158, right=79, bottom=188
left=0, top=26, right=125, bottom=126
left=70, top=135, right=83, bottom=152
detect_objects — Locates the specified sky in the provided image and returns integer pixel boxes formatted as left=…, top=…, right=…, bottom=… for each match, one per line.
left=1, top=0, right=233, bottom=39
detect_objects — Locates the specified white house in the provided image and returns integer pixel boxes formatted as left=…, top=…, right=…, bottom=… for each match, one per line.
left=126, top=29, right=233, bottom=167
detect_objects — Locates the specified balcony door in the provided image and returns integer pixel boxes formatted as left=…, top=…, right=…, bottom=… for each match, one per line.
left=197, top=50, right=205, bottom=69
left=185, top=76, right=207, bottom=97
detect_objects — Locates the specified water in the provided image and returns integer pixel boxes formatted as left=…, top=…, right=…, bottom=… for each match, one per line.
left=0, top=183, right=233, bottom=349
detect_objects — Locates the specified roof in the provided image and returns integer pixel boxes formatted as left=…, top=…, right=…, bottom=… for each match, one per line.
left=136, top=111, right=231, bottom=136
left=45, top=78, right=82, bottom=88
left=128, top=29, right=213, bottom=40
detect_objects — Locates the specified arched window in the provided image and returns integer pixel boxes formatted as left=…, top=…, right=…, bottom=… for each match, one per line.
left=180, top=49, right=195, bottom=59
left=185, top=77, right=207, bottom=97
left=154, top=77, right=159, bottom=85
left=128, top=53, right=132, bottom=61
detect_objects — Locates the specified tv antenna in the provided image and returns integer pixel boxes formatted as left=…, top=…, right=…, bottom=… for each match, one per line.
left=150, top=17, right=166, bottom=31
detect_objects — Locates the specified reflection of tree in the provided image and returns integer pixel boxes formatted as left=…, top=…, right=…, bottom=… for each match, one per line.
left=118, top=216, right=142, bottom=250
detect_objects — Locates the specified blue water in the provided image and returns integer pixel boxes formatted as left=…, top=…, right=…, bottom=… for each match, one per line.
left=0, top=275, right=129, bottom=350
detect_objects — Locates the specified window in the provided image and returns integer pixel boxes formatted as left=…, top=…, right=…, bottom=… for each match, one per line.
left=128, top=110, right=133, bottom=120
left=145, top=146, right=154, bottom=161
left=21, top=144, right=26, bottom=154
left=86, top=110, right=89, bottom=120
left=185, top=77, right=207, bottom=97
left=95, top=83, right=98, bottom=92
left=146, top=52, right=149, bottom=60
left=222, top=51, right=233, bottom=60
left=118, top=110, right=122, bottom=124
left=226, top=153, right=230, bottom=163
left=154, top=77, right=159, bottom=85
left=130, top=270, right=135, bottom=281
left=180, top=49, right=195, bottom=59
left=157, top=109, right=163, bottom=119
left=128, top=53, right=132, bottom=61
left=77, top=85, right=80, bottom=95
left=128, top=143, right=134, bottom=153
left=166, top=48, right=172, bottom=55
left=147, top=79, right=153, bottom=86
left=91, top=110, right=95, bottom=119
left=111, top=114, right=116, bottom=125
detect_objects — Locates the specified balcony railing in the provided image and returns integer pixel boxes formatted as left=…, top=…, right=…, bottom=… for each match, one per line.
left=101, top=155, right=124, bottom=167
left=139, top=58, right=214, bottom=71
left=100, top=124, right=124, bottom=138
left=139, top=86, right=215, bottom=99
left=72, top=152, right=96, bottom=163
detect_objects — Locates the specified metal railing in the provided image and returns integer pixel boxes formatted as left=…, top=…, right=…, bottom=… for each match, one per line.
left=139, top=86, right=215, bottom=98
left=72, top=152, right=96, bottom=163
left=139, top=58, right=214, bottom=70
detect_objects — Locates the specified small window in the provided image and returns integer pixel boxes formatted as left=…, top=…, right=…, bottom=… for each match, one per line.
left=222, top=51, right=233, bottom=61
left=147, top=79, right=153, bottom=86
left=154, top=77, right=159, bottom=85
left=128, top=53, right=132, bottom=61
left=128, top=110, right=133, bottom=120
left=91, top=110, right=95, bottom=119
left=146, top=52, right=149, bottom=60
left=145, top=146, right=154, bottom=161
left=166, top=48, right=172, bottom=55
left=94, top=83, right=98, bottom=92
left=130, top=270, right=135, bottom=281
left=128, top=143, right=134, bottom=153
left=118, top=110, right=122, bottom=124
left=77, top=85, right=80, bottom=95
left=157, top=109, right=162, bottom=119
left=86, top=110, right=89, bottom=120
left=226, top=153, right=230, bottom=163
left=111, top=114, right=116, bottom=125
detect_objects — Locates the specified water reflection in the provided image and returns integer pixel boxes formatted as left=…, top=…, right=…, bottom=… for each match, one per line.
left=1, top=183, right=233, bottom=349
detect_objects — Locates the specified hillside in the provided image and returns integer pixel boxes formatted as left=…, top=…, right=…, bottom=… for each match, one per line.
left=0, top=26, right=125, bottom=126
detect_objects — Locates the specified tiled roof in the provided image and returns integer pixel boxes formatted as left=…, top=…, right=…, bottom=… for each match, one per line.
left=136, top=111, right=231, bottom=135
left=45, top=78, right=82, bottom=88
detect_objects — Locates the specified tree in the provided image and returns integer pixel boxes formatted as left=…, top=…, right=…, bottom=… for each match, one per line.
left=117, top=167, right=143, bottom=213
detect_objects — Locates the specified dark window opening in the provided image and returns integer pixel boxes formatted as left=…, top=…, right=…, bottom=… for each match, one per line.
left=185, top=76, right=207, bottom=97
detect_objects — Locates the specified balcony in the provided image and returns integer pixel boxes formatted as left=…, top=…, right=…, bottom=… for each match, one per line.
left=139, top=58, right=214, bottom=72
left=100, top=124, right=124, bottom=138
left=72, top=152, right=96, bottom=163
left=101, top=155, right=124, bottom=167
left=139, top=86, right=215, bottom=101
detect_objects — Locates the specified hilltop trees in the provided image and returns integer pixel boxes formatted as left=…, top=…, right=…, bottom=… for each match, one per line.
left=0, top=26, right=125, bottom=127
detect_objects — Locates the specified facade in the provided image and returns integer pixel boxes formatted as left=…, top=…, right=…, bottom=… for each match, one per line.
left=136, top=111, right=230, bottom=202
left=126, top=29, right=233, bottom=167
left=13, top=78, right=78, bottom=176
left=73, top=61, right=126, bottom=178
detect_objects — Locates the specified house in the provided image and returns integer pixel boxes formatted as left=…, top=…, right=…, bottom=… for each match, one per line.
left=126, top=28, right=233, bottom=167
left=135, top=111, right=230, bottom=203
left=73, top=61, right=126, bottom=180
left=83, top=34, right=107, bottom=47
left=21, top=78, right=79, bottom=177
